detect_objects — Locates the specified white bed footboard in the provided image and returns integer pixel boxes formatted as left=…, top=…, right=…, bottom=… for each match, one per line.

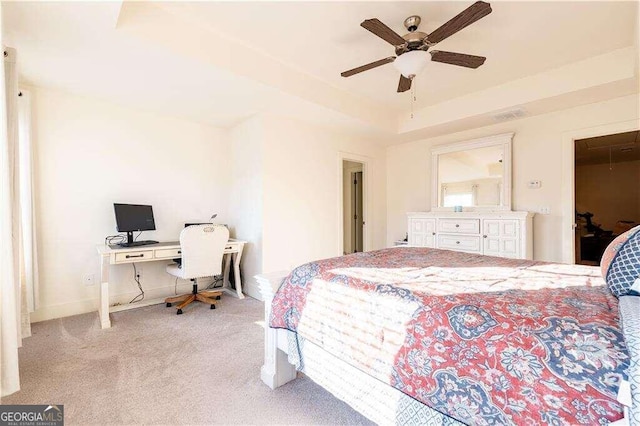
left=256, top=271, right=297, bottom=389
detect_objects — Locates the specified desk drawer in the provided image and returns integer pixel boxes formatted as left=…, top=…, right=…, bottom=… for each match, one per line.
left=155, top=248, right=182, bottom=259
left=115, top=251, right=154, bottom=263
left=438, top=219, right=480, bottom=234
left=438, top=234, right=481, bottom=253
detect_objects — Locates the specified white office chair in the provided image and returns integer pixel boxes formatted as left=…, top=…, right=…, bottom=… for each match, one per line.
left=164, top=224, right=229, bottom=315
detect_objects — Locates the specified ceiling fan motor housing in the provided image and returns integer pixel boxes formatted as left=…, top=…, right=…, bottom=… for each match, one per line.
left=404, top=15, right=421, bottom=32
left=394, top=16, right=429, bottom=55
left=396, top=32, right=429, bottom=55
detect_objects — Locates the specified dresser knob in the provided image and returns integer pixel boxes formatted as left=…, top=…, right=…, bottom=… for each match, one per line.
left=455, top=224, right=460, bottom=228
left=456, top=241, right=460, bottom=244
left=432, top=232, right=436, bottom=235
left=483, top=235, right=487, bottom=238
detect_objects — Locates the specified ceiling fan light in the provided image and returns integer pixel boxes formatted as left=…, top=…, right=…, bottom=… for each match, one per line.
left=393, top=50, right=430, bottom=78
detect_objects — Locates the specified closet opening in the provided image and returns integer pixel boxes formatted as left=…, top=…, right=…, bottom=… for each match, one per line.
left=342, top=160, right=365, bottom=255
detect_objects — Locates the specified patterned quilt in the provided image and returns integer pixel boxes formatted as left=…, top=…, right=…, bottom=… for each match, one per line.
left=619, top=296, right=640, bottom=425
left=269, top=247, right=630, bottom=425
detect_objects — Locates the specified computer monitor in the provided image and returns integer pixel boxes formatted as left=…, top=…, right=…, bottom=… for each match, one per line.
left=113, top=203, right=156, bottom=245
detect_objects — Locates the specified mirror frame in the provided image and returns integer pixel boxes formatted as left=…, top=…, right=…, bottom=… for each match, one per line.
left=431, top=132, right=514, bottom=211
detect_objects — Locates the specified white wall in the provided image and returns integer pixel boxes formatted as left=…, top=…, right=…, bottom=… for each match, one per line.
left=229, top=114, right=386, bottom=298
left=227, top=115, right=264, bottom=300
left=225, top=114, right=387, bottom=299
left=261, top=116, right=387, bottom=274
left=30, top=86, right=230, bottom=322
left=30, top=90, right=388, bottom=317
left=387, top=94, right=640, bottom=263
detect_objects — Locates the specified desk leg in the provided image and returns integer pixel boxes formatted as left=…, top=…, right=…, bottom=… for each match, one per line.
left=232, top=246, right=245, bottom=299
left=99, top=254, right=111, bottom=329
left=223, top=254, right=232, bottom=289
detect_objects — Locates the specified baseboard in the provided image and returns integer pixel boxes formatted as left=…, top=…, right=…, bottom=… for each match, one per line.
left=30, top=298, right=98, bottom=323
left=30, top=279, right=219, bottom=323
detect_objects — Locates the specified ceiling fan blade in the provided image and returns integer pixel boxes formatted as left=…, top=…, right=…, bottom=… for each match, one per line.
left=430, top=51, right=486, bottom=68
left=397, top=75, right=412, bottom=93
left=427, top=1, right=492, bottom=45
left=361, top=18, right=407, bottom=47
left=341, top=57, right=395, bottom=77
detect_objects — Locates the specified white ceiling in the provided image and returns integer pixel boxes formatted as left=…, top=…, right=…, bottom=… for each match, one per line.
left=2, top=1, right=638, bottom=138
left=3, top=1, right=389, bottom=135
left=158, top=1, right=639, bottom=110
left=2, top=2, right=275, bottom=127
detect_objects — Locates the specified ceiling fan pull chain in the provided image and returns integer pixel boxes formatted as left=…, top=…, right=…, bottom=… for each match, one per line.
left=609, top=146, right=613, bottom=171
left=410, top=81, right=416, bottom=119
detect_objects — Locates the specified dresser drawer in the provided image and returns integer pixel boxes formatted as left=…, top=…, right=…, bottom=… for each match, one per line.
left=155, top=248, right=182, bottom=259
left=438, top=219, right=480, bottom=234
left=438, top=234, right=481, bottom=253
left=115, top=250, right=154, bottom=263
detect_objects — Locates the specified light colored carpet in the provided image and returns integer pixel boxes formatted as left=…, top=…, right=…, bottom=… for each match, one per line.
left=2, top=296, right=372, bottom=425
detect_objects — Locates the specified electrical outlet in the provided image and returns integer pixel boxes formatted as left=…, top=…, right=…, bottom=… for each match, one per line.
left=538, top=206, right=551, bottom=215
left=527, top=180, right=541, bottom=189
left=83, top=274, right=95, bottom=286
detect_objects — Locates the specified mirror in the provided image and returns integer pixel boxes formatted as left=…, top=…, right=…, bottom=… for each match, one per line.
left=432, top=133, right=513, bottom=211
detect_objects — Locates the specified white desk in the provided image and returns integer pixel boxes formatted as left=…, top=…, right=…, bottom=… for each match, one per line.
left=96, top=239, right=246, bottom=329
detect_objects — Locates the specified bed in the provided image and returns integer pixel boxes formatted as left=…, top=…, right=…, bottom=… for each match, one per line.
left=258, top=247, right=639, bottom=425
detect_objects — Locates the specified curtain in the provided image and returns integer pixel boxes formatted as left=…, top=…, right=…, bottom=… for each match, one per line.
left=18, top=89, right=39, bottom=330
left=1, top=40, right=22, bottom=396
left=471, top=184, right=479, bottom=206
left=1, top=38, right=36, bottom=395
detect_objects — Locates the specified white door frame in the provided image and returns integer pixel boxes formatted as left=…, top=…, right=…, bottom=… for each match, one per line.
left=338, top=152, right=370, bottom=255
left=561, top=119, right=640, bottom=263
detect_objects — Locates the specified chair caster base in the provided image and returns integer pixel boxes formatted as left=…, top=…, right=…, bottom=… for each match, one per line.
left=210, top=304, right=216, bottom=310
left=177, top=309, right=183, bottom=315
left=166, top=303, right=172, bottom=307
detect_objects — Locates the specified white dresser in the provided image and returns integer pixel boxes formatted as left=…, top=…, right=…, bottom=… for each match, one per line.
left=407, top=211, right=534, bottom=259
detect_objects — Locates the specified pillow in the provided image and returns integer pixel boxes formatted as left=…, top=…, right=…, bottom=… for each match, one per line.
left=601, top=225, right=640, bottom=297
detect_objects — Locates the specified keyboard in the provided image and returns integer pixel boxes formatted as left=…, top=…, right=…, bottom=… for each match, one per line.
left=118, top=240, right=159, bottom=248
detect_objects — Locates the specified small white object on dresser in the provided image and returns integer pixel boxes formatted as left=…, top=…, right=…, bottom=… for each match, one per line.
left=407, top=211, right=534, bottom=259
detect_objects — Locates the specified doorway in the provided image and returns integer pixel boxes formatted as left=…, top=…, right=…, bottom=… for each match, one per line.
left=343, top=160, right=364, bottom=254
left=574, top=130, right=640, bottom=265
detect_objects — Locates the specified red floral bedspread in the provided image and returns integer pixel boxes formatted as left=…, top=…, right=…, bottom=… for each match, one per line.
left=269, top=247, right=629, bottom=425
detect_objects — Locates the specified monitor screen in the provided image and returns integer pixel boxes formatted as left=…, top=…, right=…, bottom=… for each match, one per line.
left=113, top=204, right=156, bottom=233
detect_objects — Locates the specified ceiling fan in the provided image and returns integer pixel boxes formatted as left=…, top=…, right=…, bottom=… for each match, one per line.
left=341, top=1, right=492, bottom=93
